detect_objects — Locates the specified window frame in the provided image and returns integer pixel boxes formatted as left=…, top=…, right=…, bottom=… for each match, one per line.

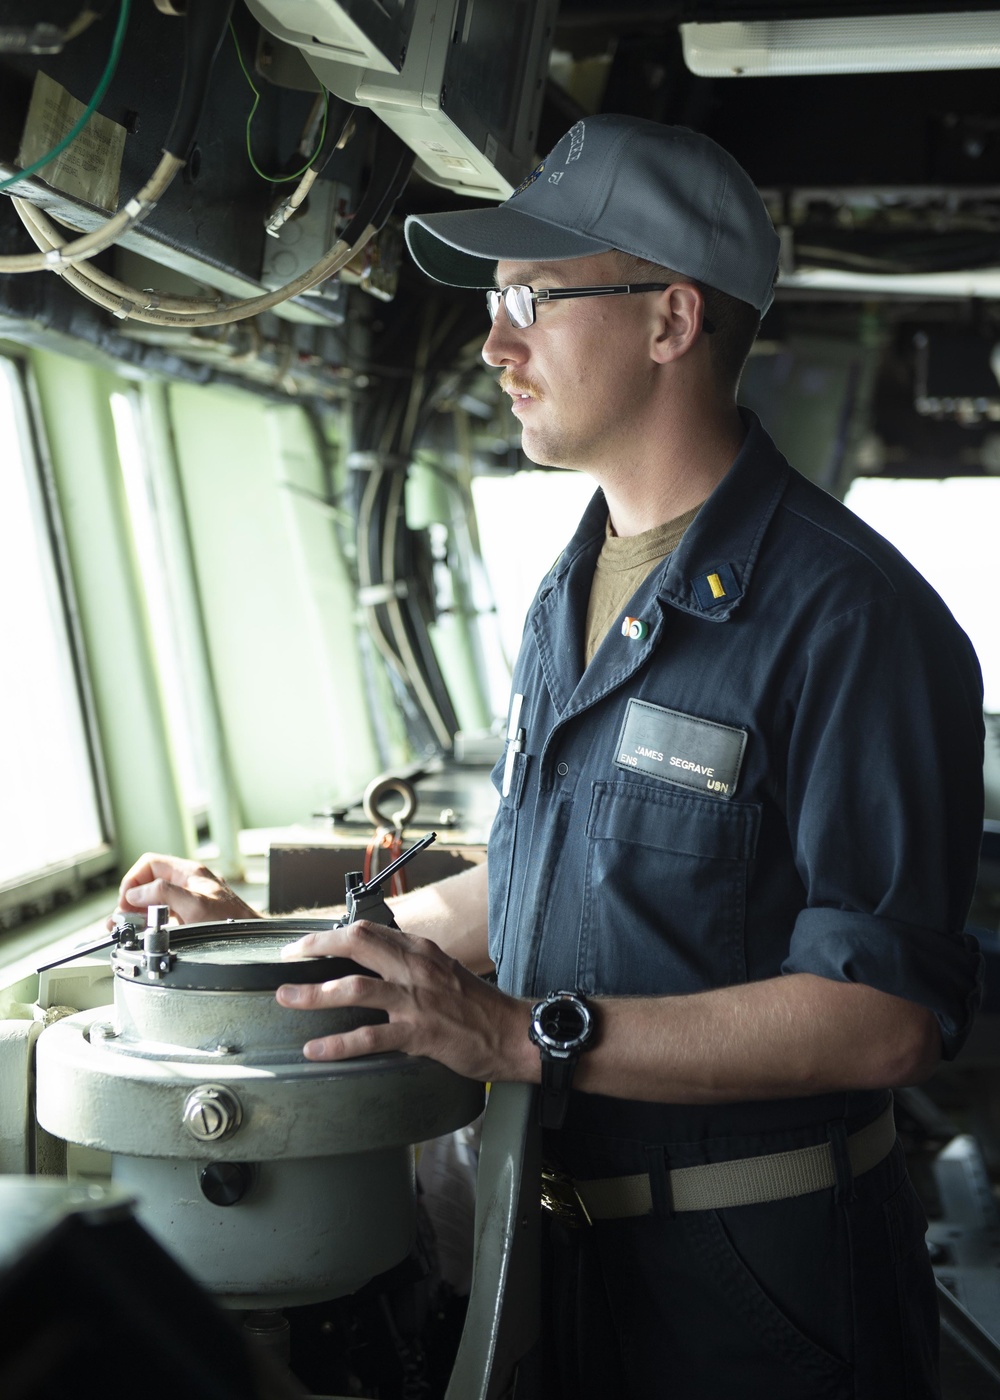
left=111, top=385, right=210, bottom=830
left=0, top=353, right=117, bottom=926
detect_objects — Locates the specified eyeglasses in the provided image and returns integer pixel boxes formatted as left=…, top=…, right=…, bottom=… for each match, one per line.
left=487, top=282, right=673, bottom=329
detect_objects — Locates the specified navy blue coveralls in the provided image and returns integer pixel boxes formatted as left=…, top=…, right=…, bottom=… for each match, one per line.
left=488, top=415, right=984, bottom=1399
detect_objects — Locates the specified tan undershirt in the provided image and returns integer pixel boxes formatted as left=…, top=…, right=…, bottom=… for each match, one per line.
left=584, top=504, right=702, bottom=666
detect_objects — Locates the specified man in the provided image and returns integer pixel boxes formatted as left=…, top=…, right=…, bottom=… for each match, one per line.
left=118, top=117, right=984, bottom=1397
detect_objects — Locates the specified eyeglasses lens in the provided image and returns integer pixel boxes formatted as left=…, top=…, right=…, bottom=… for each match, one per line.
left=506, top=285, right=534, bottom=328
left=487, top=286, right=535, bottom=328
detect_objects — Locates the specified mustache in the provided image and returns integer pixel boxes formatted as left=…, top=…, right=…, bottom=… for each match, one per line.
left=498, top=371, right=543, bottom=400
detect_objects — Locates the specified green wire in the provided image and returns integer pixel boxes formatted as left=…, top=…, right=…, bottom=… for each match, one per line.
left=0, top=0, right=132, bottom=195
left=228, top=21, right=329, bottom=184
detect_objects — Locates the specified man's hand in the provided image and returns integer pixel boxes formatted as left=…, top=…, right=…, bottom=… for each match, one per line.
left=277, top=919, right=537, bottom=1085
left=112, top=853, right=261, bottom=927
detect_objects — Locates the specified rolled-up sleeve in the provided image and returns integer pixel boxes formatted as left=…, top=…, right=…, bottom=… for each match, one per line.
left=779, top=587, right=985, bottom=1058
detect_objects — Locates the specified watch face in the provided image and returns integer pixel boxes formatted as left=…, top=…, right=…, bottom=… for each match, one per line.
left=532, top=993, right=593, bottom=1052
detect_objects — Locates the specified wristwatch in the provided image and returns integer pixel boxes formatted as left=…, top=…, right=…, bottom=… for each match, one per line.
left=529, top=990, right=596, bottom=1130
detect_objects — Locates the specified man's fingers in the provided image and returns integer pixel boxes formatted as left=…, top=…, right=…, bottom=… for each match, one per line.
left=111, top=850, right=260, bottom=927
left=120, top=876, right=172, bottom=908
left=117, top=852, right=191, bottom=901
left=274, top=934, right=526, bottom=1081
left=281, top=920, right=414, bottom=968
left=275, top=976, right=404, bottom=1060
left=277, top=973, right=384, bottom=1011
left=115, top=855, right=197, bottom=922
left=280, top=932, right=328, bottom=959
left=120, top=876, right=203, bottom=925
left=302, top=1021, right=406, bottom=1061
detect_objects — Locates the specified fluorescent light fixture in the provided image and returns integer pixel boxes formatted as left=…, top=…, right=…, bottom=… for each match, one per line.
left=777, top=266, right=1000, bottom=299
left=681, top=12, right=1000, bottom=76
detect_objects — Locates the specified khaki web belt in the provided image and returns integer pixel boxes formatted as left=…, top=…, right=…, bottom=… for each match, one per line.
left=541, top=1101, right=895, bottom=1226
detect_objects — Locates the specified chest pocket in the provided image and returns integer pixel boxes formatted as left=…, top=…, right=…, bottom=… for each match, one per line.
left=487, top=746, right=530, bottom=974
left=578, top=780, right=761, bottom=994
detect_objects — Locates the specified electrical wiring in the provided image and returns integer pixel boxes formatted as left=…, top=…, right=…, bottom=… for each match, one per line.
left=352, top=286, right=501, bottom=754
left=0, top=0, right=234, bottom=275
left=397, top=303, right=432, bottom=459
left=381, top=465, right=455, bottom=750
left=13, top=197, right=225, bottom=314
left=355, top=459, right=445, bottom=753
left=0, top=0, right=131, bottom=197
left=228, top=21, right=330, bottom=184
left=350, top=420, right=459, bottom=756
left=357, top=461, right=411, bottom=677
left=0, top=151, right=183, bottom=274
left=13, top=191, right=366, bottom=322
left=264, top=167, right=321, bottom=238
left=352, top=356, right=460, bottom=752
left=384, top=307, right=466, bottom=738
left=346, top=283, right=500, bottom=756
left=15, top=198, right=373, bottom=325
left=356, top=471, right=423, bottom=697
left=264, top=99, right=354, bottom=238
left=11, top=124, right=414, bottom=328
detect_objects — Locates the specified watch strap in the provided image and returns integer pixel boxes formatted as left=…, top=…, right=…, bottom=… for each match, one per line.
left=538, top=1050, right=578, bottom=1130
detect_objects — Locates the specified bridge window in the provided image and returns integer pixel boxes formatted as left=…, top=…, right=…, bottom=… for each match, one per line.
left=110, top=391, right=207, bottom=816
left=845, top=475, right=1000, bottom=712
left=472, top=469, right=595, bottom=714
left=0, top=358, right=110, bottom=918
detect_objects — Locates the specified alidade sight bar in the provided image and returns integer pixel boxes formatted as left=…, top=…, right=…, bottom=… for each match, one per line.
left=347, top=830, right=437, bottom=898
left=342, top=831, right=437, bottom=931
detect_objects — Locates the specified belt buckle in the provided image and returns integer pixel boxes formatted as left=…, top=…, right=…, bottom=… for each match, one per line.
left=541, top=1167, right=592, bottom=1228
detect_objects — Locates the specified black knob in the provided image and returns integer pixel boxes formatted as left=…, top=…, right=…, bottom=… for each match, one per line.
left=199, top=1161, right=253, bottom=1207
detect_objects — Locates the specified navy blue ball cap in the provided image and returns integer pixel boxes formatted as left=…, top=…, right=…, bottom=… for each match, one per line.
left=404, top=115, right=780, bottom=314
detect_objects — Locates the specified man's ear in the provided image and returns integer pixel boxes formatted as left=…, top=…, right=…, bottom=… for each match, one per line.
left=649, top=283, right=706, bottom=365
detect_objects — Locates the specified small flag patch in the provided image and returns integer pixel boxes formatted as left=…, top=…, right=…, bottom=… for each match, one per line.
left=621, top=616, right=648, bottom=641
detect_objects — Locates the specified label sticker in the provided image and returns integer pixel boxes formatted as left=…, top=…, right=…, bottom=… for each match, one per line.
left=18, top=71, right=125, bottom=211
left=614, top=699, right=747, bottom=799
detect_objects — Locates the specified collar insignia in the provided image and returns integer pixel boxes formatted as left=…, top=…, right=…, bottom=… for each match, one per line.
left=691, top=563, right=742, bottom=611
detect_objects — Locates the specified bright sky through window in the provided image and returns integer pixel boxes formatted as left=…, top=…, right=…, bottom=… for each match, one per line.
left=0, top=361, right=104, bottom=886
left=474, top=468, right=999, bottom=721
left=845, top=475, right=999, bottom=712
left=472, top=469, right=595, bottom=713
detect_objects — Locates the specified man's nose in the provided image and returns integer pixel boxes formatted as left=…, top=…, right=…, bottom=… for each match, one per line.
left=481, top=313, right=527, bottom=368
